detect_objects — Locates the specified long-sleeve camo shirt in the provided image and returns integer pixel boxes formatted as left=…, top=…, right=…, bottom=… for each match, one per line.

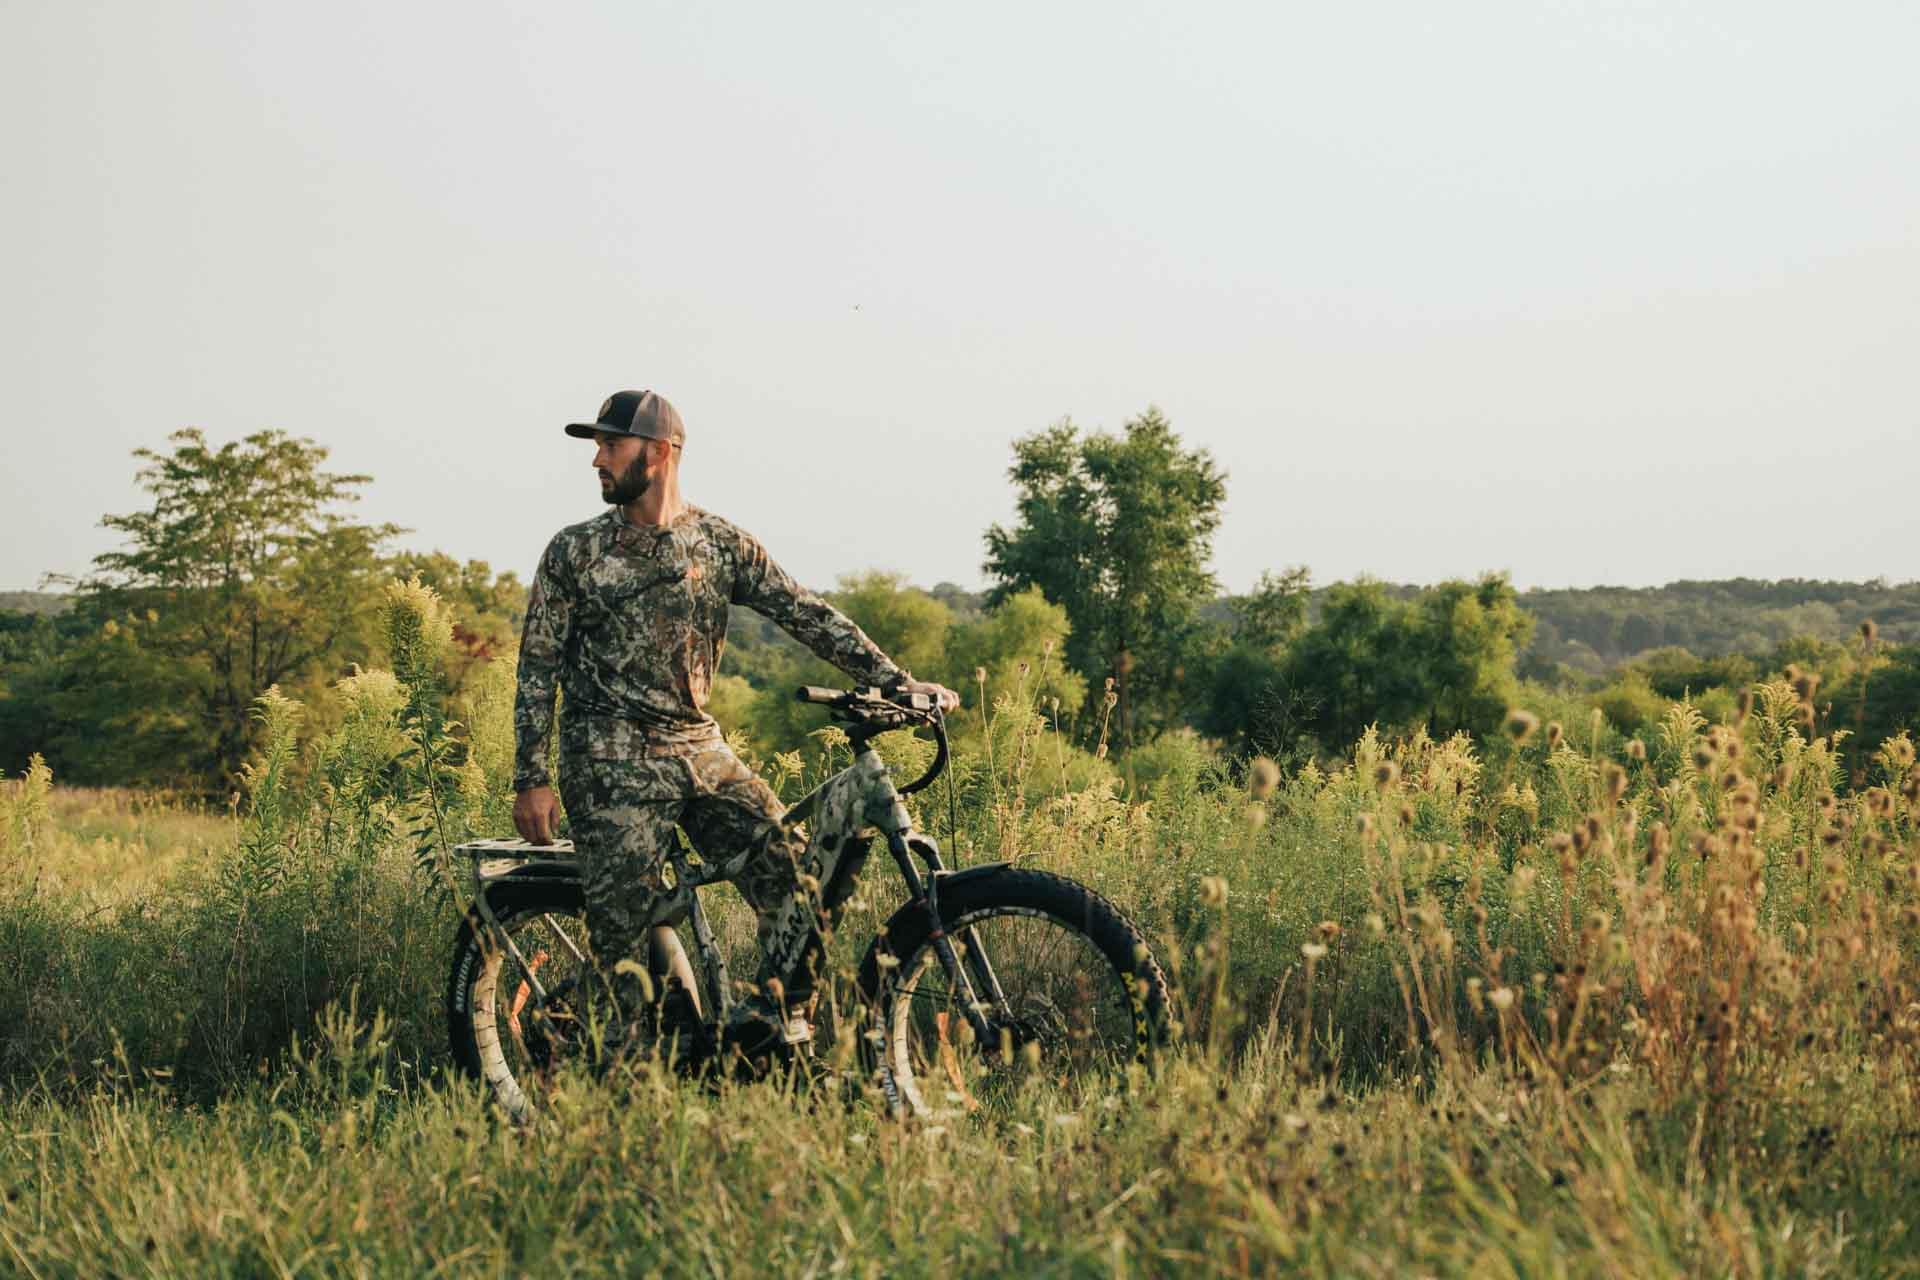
left=511, top=505, right=906, bottom=791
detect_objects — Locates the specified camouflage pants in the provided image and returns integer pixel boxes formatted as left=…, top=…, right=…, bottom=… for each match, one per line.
left=558, top=728, right=804, bottom=1031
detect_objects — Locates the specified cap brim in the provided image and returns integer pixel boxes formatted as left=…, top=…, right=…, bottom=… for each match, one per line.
left=564, top=422, right=610, bottom=439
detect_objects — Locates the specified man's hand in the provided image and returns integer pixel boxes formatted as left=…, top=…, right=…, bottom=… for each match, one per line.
left=514, top=786, right=561, bottom=844
left=898, top=679, right=961, bottom=714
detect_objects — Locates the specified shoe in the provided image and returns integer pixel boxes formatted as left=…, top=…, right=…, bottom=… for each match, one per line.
left=723, top=993, right=813, bottom=1061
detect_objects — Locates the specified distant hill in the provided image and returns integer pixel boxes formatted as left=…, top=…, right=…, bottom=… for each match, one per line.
left=0, top=592, right=70, bottom=617
left=1517, top=579, right=1920, bottom=673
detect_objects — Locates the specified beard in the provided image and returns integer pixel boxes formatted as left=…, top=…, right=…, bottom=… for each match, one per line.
left=600, top=455, right=652, bottom=505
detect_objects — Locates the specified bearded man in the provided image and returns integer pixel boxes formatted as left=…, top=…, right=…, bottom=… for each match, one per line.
left=511, top=389, right=957, bottom=1051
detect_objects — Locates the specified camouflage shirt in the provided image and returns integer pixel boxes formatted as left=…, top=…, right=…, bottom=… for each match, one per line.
left=512, top=505, right=906, bottom=791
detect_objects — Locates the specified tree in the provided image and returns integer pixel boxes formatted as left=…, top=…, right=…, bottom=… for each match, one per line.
left=982, top=408, right=1226, bottom=745
left=1231, top=567, right=1312, bottom=653
left=72, top=430, right=402, bottom=785
left=1274, top=575, right=1534, bottom=755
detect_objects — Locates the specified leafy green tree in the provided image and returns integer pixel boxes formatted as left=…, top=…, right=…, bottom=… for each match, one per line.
left=0, top=613, right=207, bottom=786
left=982, top=408, right=1227, bottom=744
left=1232, top=567, right=1312, bottom=653
left=1276, top=575, right=1534, bottom=755
left=70, top=429, right=402, bottom=785
left=946, top=587, right=1086, bottom=719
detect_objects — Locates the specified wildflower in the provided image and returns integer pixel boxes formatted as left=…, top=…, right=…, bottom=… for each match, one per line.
left=1248, top=756, right=1281, bottom=800
left=1504, top=709, right=1539, bottom=744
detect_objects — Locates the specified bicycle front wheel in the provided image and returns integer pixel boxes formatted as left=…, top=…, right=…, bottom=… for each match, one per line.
left=860, top=868, right=1170, bottom=1117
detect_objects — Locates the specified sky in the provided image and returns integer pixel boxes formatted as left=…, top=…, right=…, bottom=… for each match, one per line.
left=4, top=1, right=1917, bottom=598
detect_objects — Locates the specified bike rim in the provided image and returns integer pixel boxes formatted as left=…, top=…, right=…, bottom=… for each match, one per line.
left=883, top=904, right=1147, bottom=1116
left=469, top=906, right=592, bottom=1118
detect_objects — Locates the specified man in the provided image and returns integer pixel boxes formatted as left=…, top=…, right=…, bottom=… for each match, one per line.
left=511, top=388, right=958, bottom=1052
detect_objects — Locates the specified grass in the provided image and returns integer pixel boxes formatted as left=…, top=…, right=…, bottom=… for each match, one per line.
left=3, top=584, right=1919, bottom=1276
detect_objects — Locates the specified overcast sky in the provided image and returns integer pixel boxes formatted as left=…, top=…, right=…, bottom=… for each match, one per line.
left=5, top=1, right=1916, bottom=598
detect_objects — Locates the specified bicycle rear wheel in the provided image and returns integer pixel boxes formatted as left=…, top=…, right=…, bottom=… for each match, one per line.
left=859, top=868, right=1170, bottom=1117
left=446, top=881, right=591, bottom=1119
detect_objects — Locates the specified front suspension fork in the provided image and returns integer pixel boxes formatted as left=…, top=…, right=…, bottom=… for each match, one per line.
left=886, top=833, right=1013, bottom=1046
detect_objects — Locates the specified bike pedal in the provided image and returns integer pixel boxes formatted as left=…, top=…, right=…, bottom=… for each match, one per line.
left=780, top=1017, right=813, bottom=1047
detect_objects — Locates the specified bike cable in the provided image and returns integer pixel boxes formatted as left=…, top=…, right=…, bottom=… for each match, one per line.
left=939, top=709, right=962, bottom=861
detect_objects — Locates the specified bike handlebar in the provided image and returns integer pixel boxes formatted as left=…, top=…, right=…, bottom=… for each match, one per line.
left=792, top=685, right=949, bottom=795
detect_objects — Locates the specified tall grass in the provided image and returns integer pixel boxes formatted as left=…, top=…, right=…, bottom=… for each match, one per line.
left=2, top=580, right=1918, bottom=1273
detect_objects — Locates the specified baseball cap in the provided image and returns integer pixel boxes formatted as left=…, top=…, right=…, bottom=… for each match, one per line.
left=564, top=390, right=686, bottom=446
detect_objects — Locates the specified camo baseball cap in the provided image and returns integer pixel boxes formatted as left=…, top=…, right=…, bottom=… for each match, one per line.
left=564, top=390, right=686, bottom=446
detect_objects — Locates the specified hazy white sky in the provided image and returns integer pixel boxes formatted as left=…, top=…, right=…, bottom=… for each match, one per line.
left=5, top=1, right=1916, bottom=597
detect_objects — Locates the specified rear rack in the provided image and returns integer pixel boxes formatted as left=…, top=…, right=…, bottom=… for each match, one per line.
left=455, top=838, right=578, bottom=884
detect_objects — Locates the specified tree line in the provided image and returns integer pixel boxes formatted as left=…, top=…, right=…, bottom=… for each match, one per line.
left=4, top=416, right=1918, bottom=793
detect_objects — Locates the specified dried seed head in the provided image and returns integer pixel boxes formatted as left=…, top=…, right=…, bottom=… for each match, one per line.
left=1301, top=942, right=1328, bottom=960
left=1245, top=802, right=1269, bottom=830
left=1648, top=822, right=1671, bottom=859
left=1692, top=744, right=1715, bottom=771
left=1248, top=756, right=1281, bottom=800
left=1862, top=619, right=1879, bottom=645
left=1373, top=761, right=1400, bottom=791
left=974, top=667, right=988, bottom=684
left=1603, top=764, right=1628, bottom=804
left=1505, top=709, right=1540, bottom=743
left=1199, top=876, right=1228, bottom=907
left=1546, top=721, right=1564, bottom=750
left=1772, top=762, right=1794, bottom=789
left=1626, top=739, right=1646, bottom=762
left=1398, top=803, right=1416, bottom=828
left=1488, top=987, right=1516, bottom=1012
left=1317, top=920, right=1342, bottom=940
left=1356, top=813, right=1377, bottom=838
left=1736, top=689, right=1754, bottom=723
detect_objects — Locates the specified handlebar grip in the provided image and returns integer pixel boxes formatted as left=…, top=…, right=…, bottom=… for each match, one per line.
left=795, top=686, right=845, bottom=705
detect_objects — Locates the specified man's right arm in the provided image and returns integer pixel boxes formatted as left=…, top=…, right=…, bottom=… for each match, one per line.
left=512, top=537, right=572, bottom=795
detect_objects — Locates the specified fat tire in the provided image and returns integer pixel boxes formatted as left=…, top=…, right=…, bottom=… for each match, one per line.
left=445, top=879, right=585, bottom=1115
left=858, top=868, right=1170, bottom=1116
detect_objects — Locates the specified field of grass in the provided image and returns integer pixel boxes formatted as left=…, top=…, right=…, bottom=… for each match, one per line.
left=3, top=588, right=1918, bottom=1276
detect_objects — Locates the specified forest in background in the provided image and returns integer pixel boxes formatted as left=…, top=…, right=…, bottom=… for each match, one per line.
left=3, top=418, right=1918, bottom=794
